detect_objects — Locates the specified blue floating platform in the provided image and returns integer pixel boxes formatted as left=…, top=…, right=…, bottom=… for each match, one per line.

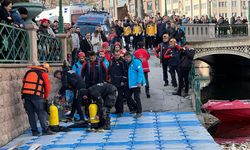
left=1, top=112, right=220, bottom=150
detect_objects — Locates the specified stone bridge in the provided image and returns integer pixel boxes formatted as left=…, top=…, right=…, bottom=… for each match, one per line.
left=184, top=24, right=250, bottom=78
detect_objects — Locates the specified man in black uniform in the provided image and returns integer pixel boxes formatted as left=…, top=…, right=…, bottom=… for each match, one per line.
left=155, top=33, right=170, bottom=86
left=108, top=50, right=127, bottom=116
left=173, top=42, right=195, bottom=96
left=54, top=70, right=86, bottom=122
left=81, top=83, right=117, bottom=130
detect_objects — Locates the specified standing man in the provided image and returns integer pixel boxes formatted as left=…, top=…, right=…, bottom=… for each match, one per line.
left=155, top=34, right=170, bottom=86
left=80, top=32, right=93, bottom=57
left=21, top=63, right=54, bottom=136
left=81, top=51, right=108, bottom=88
left=71, top=27, right=80, bottom=66
left=174, top=42, right=195, bottom=96
left=132, top=20, right=143, bottom=50
left=108, top=50, right=127, bottom=116
left=166, top=38, right=181, bottom=88
left=145, top=17, right=157, bottom=51
left=134, top=41, right=151, bottom=98
left=123, top=19, right=132, bottom=51
left=124, top=52, right=146, bottom=118
left=72, top=52, right=86, bottom=76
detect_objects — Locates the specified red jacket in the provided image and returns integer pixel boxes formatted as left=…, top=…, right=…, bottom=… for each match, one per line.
left=134, top=48, right=150, bottom=72
left=104, top=50, right=111, bottom=62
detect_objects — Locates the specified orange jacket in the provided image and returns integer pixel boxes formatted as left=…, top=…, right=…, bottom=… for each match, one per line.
left=22, top=66, right=50, bottom=99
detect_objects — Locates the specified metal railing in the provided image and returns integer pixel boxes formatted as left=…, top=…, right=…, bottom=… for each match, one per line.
left=190, top=64, right=210, bottom=114
left=216, top=24, right=248, bottom=37
left=0, top=23, right=29, bottom=63
left=37, top=33, right=63, bottom=63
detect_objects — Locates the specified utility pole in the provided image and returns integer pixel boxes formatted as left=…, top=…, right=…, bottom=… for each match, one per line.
left=248, top=0, right=250, bottom=21
left=58, top=0, right=64, bottom=33
left=165, top=0, right=167, bottom=15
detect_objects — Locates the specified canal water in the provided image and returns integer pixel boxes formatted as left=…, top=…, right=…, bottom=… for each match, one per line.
left=196, top=60, right=250, bottom=144
left=195, top=60, right=250, bottom=104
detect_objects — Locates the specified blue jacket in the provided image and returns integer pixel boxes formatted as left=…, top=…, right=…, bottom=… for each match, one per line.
left=127, top=57, right=146, bottom=88
left=72, top=61, right=83, bottom=76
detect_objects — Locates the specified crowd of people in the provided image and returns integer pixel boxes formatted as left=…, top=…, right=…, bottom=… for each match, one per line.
left=0, top=0, right=198, bottom=134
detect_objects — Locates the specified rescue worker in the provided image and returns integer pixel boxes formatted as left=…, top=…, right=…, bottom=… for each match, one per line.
left=81, top=51, right=108, bottom=88
left=155, top=34, right=170, bottom=86
left=174, top=23, right=186, bottom=46
left=165, top=38, right=181, bottom=88
left=21, top=63, right=54, bottom=136
left=132, top=20, right=143, bottom=50
left=124, top=52, right=146, bottom=118
left=82, top=83, right=117, bottom=130
left=108, top=50, right=127, bottom=116
left=173, top=42, right=195, bottom=96
left=54, top=70, right=86, bottom=122
left=134, top=41, right=151, bottom=98
left=123, top=19, right=132, bottom=51
left=145, top=17, right=157, bottom=51
left=72, top=52, right=86, bottom=76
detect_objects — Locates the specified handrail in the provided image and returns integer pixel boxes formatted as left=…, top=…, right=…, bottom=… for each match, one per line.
left=37, top=33, right=63, bottom=63
left=0, top=23, right=30, bottom=63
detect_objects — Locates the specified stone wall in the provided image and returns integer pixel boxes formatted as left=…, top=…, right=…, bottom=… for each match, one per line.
left=0, top=66, right=61, bottom=147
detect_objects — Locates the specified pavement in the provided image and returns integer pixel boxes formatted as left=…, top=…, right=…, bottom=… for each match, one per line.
left=0, top=55, right=221, bottom=150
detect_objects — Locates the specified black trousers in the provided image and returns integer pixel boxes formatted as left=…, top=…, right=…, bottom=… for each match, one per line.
left=178, top=67, right=191, bottom=94
left=145, top=36, right=155, bottom=49
left=169, top=65, right=179, bottom=87
left=126, top=87, right=142, bottom=114
left=144, top=72, right=150, bottom=93
left=156, top=36, right=162, bottom=47
left=115, top=86, right=125, bottom=114
left=162, top=61, right=169, bottom=84
left=69, top=89, right=84, bottom=120
left=133, top=35, right=142, bottom=49
left=23, top=95, right=48, bottom=132
left=71, top=48, right=78, bottom=66
left=124, top=36, right=130, bottom=51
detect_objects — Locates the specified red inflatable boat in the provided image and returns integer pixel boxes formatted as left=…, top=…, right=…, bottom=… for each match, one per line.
left=202, top=100, right=250, bottom=122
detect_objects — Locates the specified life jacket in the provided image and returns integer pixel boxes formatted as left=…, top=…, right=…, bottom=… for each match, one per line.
left=146, top=23, right=157, bottom=36
left=123, top=26, right=132, bottom=36
left=21, top=66, right=46, bottom=97
left=133, top=25, right=142, bottom=36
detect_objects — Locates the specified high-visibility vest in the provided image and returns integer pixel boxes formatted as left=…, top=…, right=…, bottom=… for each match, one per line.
left=21, top=67, right=45, bottom=97
left=123, top=26, right=132, bottom=36
left=133, top=25, right=142, bottom=36
left=146, top=23, right=157, bottom=36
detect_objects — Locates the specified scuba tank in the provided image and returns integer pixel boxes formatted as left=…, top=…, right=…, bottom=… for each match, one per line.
left=49, top=100, right=59, bottom=131
left=88, top=99, right=100, bottom=129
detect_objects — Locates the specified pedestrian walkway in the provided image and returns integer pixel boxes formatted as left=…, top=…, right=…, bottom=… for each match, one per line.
left=1, top=112, right=221, bottom=150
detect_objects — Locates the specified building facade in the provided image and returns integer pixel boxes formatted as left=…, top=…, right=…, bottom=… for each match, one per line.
left=166, top=0, right=249, bottom=20
left=104, top=0, right=164, bottom=19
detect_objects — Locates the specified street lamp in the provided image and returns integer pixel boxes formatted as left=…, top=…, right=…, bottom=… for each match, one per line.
left=165, top=0, right=167, bottom=16
left=248, top=0, right=250, bottom=22
left=208, top=0, right=212, bottom=19
left=58, top=0, right=64, bottom=33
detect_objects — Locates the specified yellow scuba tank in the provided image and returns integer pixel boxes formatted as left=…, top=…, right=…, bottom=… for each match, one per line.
left=49, top=103, right=59, bottom=127
left=89, top=100, right=100, bottom=129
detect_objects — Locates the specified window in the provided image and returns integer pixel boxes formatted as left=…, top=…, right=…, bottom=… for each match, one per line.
left=232, top=1, right=237, bottom=7
left=185, top=6, right=190, bottom=11
left=201, top=3, right=206, bottom=9
left=194, top=4, right=199, bottom=10
left=225, top=13, right=227, bottom=17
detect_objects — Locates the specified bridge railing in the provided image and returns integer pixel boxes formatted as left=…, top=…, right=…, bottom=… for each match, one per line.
left=0, top=23, right=30, bottom=63
left=184, top=23, right=250, bottom=42
left=37, top=33, right=62, bottom=63
left=0, top=23, right=68, bottom=65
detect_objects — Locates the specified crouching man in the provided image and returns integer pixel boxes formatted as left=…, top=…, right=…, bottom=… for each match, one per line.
left=81, top=83, right=117, bottom=131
